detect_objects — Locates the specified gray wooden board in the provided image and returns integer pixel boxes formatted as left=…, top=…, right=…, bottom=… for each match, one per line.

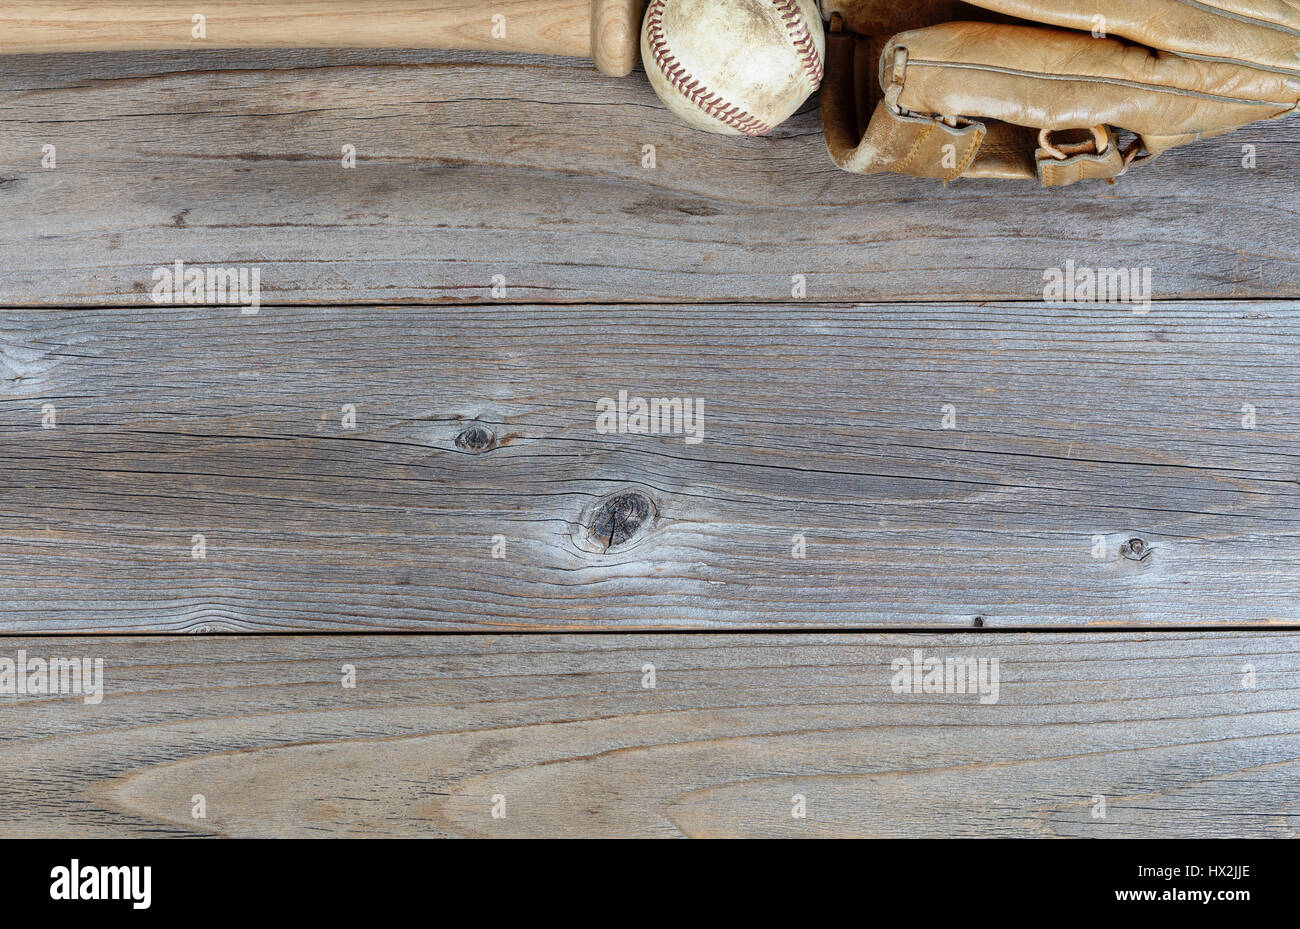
left=3, top=43, right=1297, bottom=847
left=0, top=632, right=1295, bottom=837
left=1, top=49, right=1297, bottom=306
left=3, top=302, right=1298, bottom=632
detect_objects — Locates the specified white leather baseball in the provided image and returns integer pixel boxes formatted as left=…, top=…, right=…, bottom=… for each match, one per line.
left=641, top=0, right=825, bottom=136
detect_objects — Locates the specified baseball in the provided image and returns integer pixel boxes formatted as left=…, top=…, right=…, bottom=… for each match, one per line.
left=641, top=0, right=825, bottom=136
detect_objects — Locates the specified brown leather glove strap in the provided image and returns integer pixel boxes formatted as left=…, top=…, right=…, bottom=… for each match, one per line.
left=827, top=97, right=987, bottom=181
left=1035, top=126, right=1131, bottom=187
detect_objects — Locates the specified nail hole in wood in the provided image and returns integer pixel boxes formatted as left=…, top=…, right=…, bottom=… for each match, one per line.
left=589, top=491, right=652, bottom=549
left=972, top=616, right=984, bottom=627
left=455, top=425, right=495, bottom=453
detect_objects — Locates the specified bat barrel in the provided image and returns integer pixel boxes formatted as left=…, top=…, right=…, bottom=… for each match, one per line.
left=0, top=0, right=644, bottom=75
left=591, top=0, right=643, bottom=76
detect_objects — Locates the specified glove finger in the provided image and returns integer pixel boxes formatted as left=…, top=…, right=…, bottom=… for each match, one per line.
left=963, top=0, right=1300, bottom=79
left=883, top=21, right=1300, bottom=147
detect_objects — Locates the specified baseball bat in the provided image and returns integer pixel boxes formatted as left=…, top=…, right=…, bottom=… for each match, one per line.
left=0, top=0, right=644, bottom=76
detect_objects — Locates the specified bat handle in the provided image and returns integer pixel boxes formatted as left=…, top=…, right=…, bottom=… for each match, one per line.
left=0, top=0, right=645, bottom=76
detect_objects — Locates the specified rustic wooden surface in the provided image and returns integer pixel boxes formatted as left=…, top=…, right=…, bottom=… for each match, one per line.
left=0, top=632, right=1295, bottom=838
left=4, top=302, right=1299, bottom=632
left=1, top=48, right=1297, bottom=306
left=2, top=42, right=1298, bottom=839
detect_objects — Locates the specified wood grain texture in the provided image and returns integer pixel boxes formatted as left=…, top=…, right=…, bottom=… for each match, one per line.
left=1, top=47, right=1296, bottom=306
left=0, top=632, right=1295, bottom=838
left=3, top=303, right=1298, bottom=632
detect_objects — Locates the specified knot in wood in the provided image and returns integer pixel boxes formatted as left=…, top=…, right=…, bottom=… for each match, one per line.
left=455, top=425, right=495, bottom=453
left=589, top=491, right=651, bottom=549
left=1119, top=537, right=1152, bottom=562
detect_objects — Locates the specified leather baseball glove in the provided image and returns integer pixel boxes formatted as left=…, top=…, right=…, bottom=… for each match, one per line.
left=820, top=0, right=1300, bottom=185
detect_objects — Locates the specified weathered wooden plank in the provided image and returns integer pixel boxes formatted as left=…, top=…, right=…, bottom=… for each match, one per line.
left=0, top=632, right=1295, bottom=837
left=2, top=303, right=1298, bottom=631
left=1, top=48, right=1296, bottom=305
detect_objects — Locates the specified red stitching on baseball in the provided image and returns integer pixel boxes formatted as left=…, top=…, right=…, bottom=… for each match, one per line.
left=772, top=0, right=823, bottom=87
left=645, top=0, right=773, bottom=136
